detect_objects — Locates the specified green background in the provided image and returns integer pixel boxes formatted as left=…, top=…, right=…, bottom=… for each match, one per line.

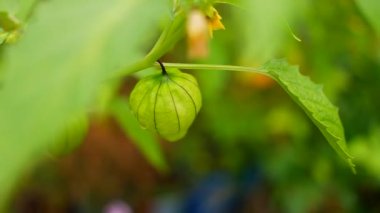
left=1, top=0, right=380, bottom=212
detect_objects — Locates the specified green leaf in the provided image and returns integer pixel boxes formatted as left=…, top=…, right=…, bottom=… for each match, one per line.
left=111, top=98, right=168, bottom=172
left=263, top=59, right=355, bottom=172
left=0, top=0, right=167, bottom=207
left=356, top=0, right=380, bottom=34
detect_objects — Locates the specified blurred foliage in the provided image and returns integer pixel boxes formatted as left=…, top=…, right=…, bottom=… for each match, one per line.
left=47, top=114, right=88, bottom=157
left=356, top=0, right=380, bottom=34
left=0, top=0, right=168, bottom=207
left=1, top=0, right=380, bottom=212
left=111, top=98, right=168, bottom=172
left=237, top=0, right=307, bottom=64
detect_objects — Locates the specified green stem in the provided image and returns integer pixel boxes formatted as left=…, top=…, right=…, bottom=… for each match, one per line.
left=121, top=58, right=153, bottom=76
left=157, top=62, right=270, bottom=76
left=112, top=11, right=186, bottom=79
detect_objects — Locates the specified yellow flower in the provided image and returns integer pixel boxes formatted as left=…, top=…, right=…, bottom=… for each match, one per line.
left=206, top=7, right=225, bottom=37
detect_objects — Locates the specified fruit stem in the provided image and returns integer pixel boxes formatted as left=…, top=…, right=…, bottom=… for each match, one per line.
left=155, top=62, right=270, bottom=76
left=157, top=60, right=167, bottom=75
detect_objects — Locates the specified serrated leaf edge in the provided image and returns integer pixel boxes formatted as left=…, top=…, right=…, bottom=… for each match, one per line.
left=263, top=59, right=355, bottom=172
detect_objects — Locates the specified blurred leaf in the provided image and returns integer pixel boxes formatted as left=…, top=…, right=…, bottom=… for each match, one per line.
left=213, top=0, right=241, bottom=6
left=0, top=11, right=20, bottom=31
left=350, top=126, right=380, bottom=178
left=0, top=0, right=39, bottom=22
left=238, top=0, right=305, bottom=63
left=0, top=0, right=166, bottom=206
left=47, top=114, right=88, bottom=157
left=356, top=0, right=380, bottom=33
left=264, top=59, right=355, bottom=172
left=111, top=98, right=168, bottom=172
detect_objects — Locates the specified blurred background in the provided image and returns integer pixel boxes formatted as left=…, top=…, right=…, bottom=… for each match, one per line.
left=3, top=0, right=380, bottom=212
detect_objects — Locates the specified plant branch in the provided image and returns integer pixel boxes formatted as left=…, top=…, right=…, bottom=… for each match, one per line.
left=156, top=62, right=270, bottom=76
left=112, top=11, right=186, bottom=79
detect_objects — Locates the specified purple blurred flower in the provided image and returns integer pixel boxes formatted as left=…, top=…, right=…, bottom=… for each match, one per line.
left=103, top=200, right=133, bottom=213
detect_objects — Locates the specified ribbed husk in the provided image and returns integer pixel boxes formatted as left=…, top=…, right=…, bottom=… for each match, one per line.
left=130, top=68, right=202, bottom=141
